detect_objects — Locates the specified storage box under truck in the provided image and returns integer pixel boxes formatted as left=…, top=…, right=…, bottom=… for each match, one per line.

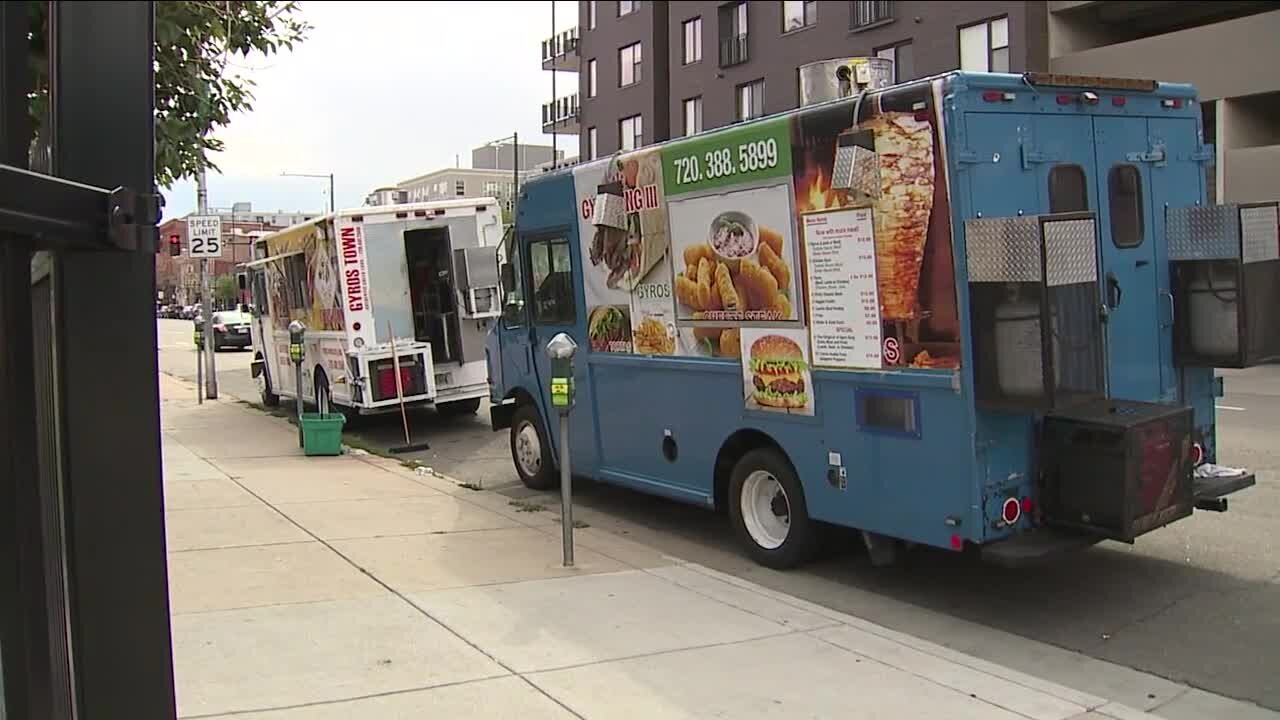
left=486, top=68, right=1270, bottom=569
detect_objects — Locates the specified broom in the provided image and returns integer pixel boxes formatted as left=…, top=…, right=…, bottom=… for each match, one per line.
left=387, top=322, right=431, bottom=454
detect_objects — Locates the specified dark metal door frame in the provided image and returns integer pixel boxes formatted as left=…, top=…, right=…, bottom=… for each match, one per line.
left=0, top=2, right=176, bottom=718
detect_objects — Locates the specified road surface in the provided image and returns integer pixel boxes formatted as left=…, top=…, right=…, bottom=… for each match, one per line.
left=155, top=318, right=1280, bottom=711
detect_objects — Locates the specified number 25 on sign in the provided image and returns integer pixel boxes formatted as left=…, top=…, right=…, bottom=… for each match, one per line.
left=187, top=215, right=223, bottom=258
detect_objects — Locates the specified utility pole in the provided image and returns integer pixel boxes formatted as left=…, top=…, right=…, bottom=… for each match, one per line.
left=198, top=169, right=218, bottom=399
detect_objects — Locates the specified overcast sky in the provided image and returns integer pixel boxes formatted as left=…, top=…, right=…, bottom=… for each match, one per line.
left=162, top=0, right=576, bottom=220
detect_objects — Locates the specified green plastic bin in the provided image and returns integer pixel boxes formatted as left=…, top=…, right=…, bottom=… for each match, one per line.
left=300, top=412, right=346, bottom=456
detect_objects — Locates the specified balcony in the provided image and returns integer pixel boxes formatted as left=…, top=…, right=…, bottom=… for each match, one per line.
left=1224, top=145, right=1280, bottom=203
left=718, top=35, right=748, bottom=68
left=1050, top=9, right=1280, bottom=102
left=542, top=93, right=580, bottom=134
left=541, top=27, right=579, bottom=71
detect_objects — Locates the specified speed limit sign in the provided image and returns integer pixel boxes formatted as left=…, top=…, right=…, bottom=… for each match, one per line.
left=187, top=215, right=223, bottom=258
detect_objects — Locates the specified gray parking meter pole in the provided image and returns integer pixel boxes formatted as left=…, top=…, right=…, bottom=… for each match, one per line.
left=194, top=322, right=205, bottom=404
left=546, top=333, right=578, bottom=567
left=288, top=320, right=306, bottom=448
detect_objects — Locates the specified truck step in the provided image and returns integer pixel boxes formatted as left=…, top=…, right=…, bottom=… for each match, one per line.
left=1192, top=471, right=1255, bottom=504
left=980, top=528, right=1102, bottom=568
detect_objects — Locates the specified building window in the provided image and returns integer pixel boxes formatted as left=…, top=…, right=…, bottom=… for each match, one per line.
left=851, top=1, right=892, bottom=29
left=960, top=16, right=1009, bottom=73
left=529, top=237, right=576, bottom=324
left=587, top=0, right=596, bottom=29
left=620, top=114, right=642, bottom=151
left=619, top=42, right=641, bottom=87
left=618, top=0, right=637, bottom=17
left=782, top=1, right=817, bottom=32
left=682, top=17, right=702, bottom=64
left=1108, top=164, right=1145, bottom=248
left=737, top=79, right=764, bottom=121
left=874, top=40, right=913, bottom=83
left=586, top=127, right=598, bottom=160
left=719, top=2, right=749, bottom=67
left=455, top=180, right=466, bottom=197
left=683, top=97, right=703, bottom=136
left=587, top=58, right=598, bottom=97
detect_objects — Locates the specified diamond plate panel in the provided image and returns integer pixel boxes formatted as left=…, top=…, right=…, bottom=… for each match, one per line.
left=1240, top=203, right=1279, bottom=264
left=965, top=216, right=1042, bottom=283
left=1044, top=218, right=1098, bottom=287
left=1167, top=205, right=1238, bottom=261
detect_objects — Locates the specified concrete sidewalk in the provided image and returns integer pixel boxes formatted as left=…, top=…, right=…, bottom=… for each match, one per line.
left=159, top=373, right=1253, bottom=720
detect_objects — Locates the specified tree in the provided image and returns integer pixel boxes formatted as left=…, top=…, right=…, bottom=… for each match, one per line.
left=28, top=1, right=311, bottom=188
left=213, top=274, right=240, bottom=306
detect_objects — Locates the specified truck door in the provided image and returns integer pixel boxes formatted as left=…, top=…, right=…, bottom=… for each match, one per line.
left=1093, top=116, right=1172, bottom=402
left=521, top=229, right=598, bottom=473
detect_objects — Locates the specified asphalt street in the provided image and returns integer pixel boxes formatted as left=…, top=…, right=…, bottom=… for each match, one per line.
left=155, top=318, right=1280, bottom=712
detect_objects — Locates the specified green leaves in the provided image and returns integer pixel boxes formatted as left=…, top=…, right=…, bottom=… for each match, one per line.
left=28, top=1, right=311, bottom=188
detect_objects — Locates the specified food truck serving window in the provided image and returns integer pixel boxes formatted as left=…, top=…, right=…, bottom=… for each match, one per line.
left=1108, top=164, right=1145, bottom=248
left=529, top=236, right=576, bottom=324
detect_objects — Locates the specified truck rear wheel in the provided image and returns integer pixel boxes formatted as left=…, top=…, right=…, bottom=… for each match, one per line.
left=510, top=404, right=555, bottom=490
left=728, top=448, right=819, bottom=570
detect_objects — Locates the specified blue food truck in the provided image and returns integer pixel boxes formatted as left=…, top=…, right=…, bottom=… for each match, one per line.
left=486, top=69, right=1271, bottom=569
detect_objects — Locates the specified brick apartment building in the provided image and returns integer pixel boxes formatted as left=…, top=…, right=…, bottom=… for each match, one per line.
left=156, top=204, right=320, bottom=305
left=541, top=0, right=1278, bottom=203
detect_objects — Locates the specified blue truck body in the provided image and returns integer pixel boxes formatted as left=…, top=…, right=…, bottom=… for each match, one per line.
left=486, top=72, right=1263, bottom=564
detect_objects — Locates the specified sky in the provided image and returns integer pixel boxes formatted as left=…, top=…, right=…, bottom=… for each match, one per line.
left=162, top=0, right=576, bottom=220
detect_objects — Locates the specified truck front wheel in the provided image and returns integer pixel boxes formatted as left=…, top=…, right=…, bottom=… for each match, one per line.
left=728, top=448, right=819, bottom=570
left=510, top=404, right=555, bottom=490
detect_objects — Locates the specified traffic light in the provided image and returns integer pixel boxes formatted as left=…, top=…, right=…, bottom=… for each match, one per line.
left=168, top=234, right=181, bottom=257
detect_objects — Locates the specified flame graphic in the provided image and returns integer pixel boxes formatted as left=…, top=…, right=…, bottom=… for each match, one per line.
left=801, top=168, right=840, bottom=212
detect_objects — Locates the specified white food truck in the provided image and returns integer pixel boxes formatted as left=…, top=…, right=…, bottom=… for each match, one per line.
left=241, top=197, right=505, bottom=417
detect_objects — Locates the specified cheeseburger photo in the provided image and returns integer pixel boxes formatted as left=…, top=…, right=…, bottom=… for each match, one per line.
left=748, top=334, right=809, bottom=410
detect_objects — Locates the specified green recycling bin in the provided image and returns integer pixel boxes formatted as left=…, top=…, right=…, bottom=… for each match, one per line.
left=300, top=412, right=345, bottom=457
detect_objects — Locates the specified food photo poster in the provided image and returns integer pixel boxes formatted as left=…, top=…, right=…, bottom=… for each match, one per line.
left=740, top=327, right=815, bottom=417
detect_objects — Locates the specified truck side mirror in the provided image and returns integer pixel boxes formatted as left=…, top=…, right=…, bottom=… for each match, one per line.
left=500, top=262, right=516, bottom=294
left=237, top=272, right=248, bottom=291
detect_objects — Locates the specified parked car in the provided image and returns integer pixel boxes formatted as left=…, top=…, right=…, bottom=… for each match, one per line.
left=193, top=310, right=253, bottom=351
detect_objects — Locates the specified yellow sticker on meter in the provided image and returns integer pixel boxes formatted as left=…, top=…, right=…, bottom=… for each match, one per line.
left=551, top=377, right=570, bottom=407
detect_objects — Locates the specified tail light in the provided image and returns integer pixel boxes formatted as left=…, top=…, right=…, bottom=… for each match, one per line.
left=1001, top=497, right=1022, bottom=525
left=1191, top=442, right=1205, bottom=466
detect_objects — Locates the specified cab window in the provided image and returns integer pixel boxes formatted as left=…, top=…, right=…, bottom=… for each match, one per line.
left=529, top=236, right=575, bottom=324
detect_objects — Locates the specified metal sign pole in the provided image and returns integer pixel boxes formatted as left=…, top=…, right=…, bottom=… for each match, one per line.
left=202, top=257, right=217, bottom=399
left=196, top=333, right=203, bottom=404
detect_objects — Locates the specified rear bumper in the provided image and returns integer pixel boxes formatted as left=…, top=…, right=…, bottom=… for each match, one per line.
left=216, top=333, right=252, bottom=347
left=983, top=467, right=1256, bottom=568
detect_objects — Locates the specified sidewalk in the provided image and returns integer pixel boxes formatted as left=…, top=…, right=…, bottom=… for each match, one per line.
left=159, top=372, right=1264, bottom=720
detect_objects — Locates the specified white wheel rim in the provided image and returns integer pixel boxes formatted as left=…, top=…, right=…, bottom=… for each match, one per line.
left=515, top=422, right=541, bottom=477
left=741, top=470, right=790, bottom=550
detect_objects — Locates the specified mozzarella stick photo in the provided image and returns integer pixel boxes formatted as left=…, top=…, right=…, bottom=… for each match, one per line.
left=715, top=262, right=740, bottom=311
left=759, top=241, right=790, bottom=291
left=675, top=275, right=702, bottom=310
left=758, top=225, right=784, bottom=256
left=696, top=257, right=714, bottom=309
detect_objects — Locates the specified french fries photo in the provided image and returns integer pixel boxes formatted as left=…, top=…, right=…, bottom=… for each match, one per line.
left=675, top=223, right=793, bottom=321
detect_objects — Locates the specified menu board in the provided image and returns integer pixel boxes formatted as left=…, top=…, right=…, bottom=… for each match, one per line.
left=801, top=207, right=882, bottom=369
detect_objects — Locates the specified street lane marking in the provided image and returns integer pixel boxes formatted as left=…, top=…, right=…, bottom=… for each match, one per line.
left=1215, top=405, right=1246, bottom=411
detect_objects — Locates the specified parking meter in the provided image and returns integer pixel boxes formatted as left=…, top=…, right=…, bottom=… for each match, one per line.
left=289, top=320, right=306, bottom=447
left=194, top=322, right=205, bottom=404
left=545, top=332, right=578, bottom=566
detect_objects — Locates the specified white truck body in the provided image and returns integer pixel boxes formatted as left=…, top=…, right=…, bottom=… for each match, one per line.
left=243, top=197, right=504, bottom=414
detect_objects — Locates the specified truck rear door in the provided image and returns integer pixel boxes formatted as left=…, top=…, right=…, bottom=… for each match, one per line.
left=1092, top=116, right=1173, bottom=402
left=965, top=108, right=1174, bottom=404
